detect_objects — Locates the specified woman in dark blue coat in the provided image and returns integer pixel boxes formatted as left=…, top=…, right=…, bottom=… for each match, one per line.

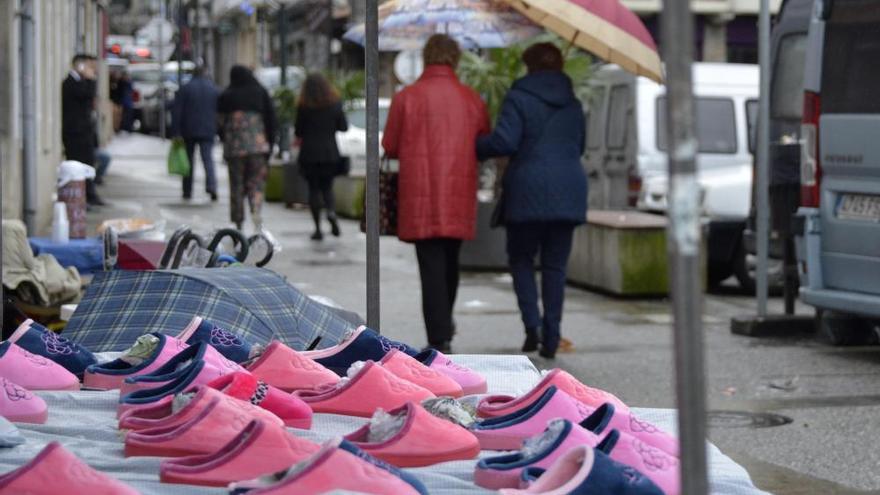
left=477, top=43, right=587, bottom=359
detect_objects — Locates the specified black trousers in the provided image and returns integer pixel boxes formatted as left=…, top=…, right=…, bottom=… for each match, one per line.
left=306, top=174, right=336, bottom=231
left=414, top=238, right=462, bottom=346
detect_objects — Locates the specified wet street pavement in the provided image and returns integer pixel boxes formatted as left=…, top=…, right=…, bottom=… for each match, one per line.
left=91, top=134, right=880, bottom=494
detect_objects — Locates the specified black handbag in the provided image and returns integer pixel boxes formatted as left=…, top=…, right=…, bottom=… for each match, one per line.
left=360, top=158, right=398, bottom=236
left=335, top=156, right=351, bottom=177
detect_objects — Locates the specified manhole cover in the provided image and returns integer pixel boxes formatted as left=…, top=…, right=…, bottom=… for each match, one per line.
left=707, top=410, right=793, bottom=428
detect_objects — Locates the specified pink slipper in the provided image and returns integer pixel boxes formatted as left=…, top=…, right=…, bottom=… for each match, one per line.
left=208, top=372, right=313, bottom=429
left=0, top=442, right=139, bottom=495
left=119, top=341, right=245, bottom=396
left=497, top=444, right=664, bottom=495
left=83, top=333, right=188, bottom=390
left=119, top=386, right=282, bottom=431
left=160, top=419, right=320, bottom=487
left=478, top=369, right=627, bottom=418
left=581, top=403, right=678, bottom=457
left=415, top=349, right=487, bottom=395
left=479, top=419, right=679, bottom=494
left=294, top=361, right=434, bottom=418
left=228, top=438, right=427, bottom=495
left=0, top=377, right=48, bottom=424
left=246, top=340, right=339, bottom=392
left=470, top=386, right=591, bottom=451
left=343, top=402, right=480, bottom=467
left=125, top=392, right=272, bottom=458
left=0, top=341, right=79, bottom=391
left=379, top=350, right=463, bottom=398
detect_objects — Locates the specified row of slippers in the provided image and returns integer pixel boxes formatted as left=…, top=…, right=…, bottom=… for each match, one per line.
left=0, top=318, right=488, bottom=424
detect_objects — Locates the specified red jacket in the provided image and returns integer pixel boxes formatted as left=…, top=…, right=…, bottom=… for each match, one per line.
left=382, top=65, right=490, bottom=242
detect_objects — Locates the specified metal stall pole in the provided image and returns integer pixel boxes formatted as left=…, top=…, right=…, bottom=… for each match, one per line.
left=20, top=0, right=37, bottom=235
left=177, top=0, right=184, bottom=92
left=365, top=0, right=381, bottom=331
left=660, top=1, right=709, bottom=494
left=158, top=0, right=167, bottom=140
left=755, top=0, right=771, bottom=317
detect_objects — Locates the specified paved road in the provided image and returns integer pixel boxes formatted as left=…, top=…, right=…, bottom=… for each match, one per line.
left=90, top=134, right=880, bottom=494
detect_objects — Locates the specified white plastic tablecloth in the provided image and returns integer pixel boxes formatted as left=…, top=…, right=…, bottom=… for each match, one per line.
left=0, top=355, right=768, bottom=495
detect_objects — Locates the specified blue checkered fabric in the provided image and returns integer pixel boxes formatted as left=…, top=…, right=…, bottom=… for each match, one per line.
left=63, top=267, right=357, bottom=352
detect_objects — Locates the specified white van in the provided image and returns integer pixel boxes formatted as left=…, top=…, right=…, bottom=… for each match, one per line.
left=585, top=62, right=758, bottom=209
left=584, top=62, right=759, bottom=287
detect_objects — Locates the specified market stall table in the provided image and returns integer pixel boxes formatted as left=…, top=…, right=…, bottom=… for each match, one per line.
left=1, top=355, right=768, bottom=495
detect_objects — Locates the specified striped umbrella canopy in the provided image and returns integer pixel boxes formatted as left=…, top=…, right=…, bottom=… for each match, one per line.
left=62, top=267, right=360, bottom=352
left=344, top=0, right=542, bottom=51
left=500, top=0, right=662, bottom=82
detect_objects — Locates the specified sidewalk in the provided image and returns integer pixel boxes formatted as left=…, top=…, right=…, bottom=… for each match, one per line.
left=88, top=133, right=880, bottom=494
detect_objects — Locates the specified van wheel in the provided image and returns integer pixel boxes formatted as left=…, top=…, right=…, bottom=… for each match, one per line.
left=733, top=244, right=784, bottom=294
left=817, top=310, right=879, bottom=346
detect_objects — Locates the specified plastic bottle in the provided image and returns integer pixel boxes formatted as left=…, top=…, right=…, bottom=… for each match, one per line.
left=51, top=201, right=69, bottom=244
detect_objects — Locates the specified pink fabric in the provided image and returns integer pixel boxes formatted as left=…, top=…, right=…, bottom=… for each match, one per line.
left=380, top=350, right=463, bottom=398
left=0, top=342, right=79, bottom=391
left=567, top=0, right=657, bottom=50
left=119, top=344, right=246, bottom=396
left=477, top=369, right=628, bottom=418
left=498, top=445, right=596, bottom=495
left=0, top=442, right=138, bottom=495
left=0, top=377, right=48, bottom=424
left=248, top=340, right=339, bottom=392
left=428, top=351, right=487, bottom=395
left=160, top=419, right=320, bottom=487
left=344, top=402, right=479, bottom=467
left=83, top=335, right=188, bottom=390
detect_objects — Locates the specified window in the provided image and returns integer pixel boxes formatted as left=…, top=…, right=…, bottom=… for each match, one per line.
left=821, top=2, right=880, bottom=114
left=586, top=87, right=606, bottom=150
left=656, top=97, right=738, bottom=154
left=746, top=99, right=759, bottom=154
left=346, top=107, right=390, bottom=130
left=771, top=34, right=808, bottom=120
left=606, top=85, right=629, bottom=149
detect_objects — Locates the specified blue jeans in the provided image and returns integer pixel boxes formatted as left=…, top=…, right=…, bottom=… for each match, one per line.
left=506, top=222, right=575, bottom=354
left=183, top=138, right=217, bottom=197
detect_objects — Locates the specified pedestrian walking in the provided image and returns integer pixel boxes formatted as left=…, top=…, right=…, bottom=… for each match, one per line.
left=295, top=73, right=348, bottom=241
left=62, top=53, right=104, bottom=206
left=118, top=71, right=135, bottom=133
left=382, top=34, right=491, bottom=353
left=217, top=65, right=278, bottom=231
left=173, top=65, right=219, bottom=202
left=476, top=43, right=588, bottom=359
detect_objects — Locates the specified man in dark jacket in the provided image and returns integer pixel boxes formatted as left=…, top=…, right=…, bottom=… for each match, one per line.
left=62, top=54, right=103, bottom=205
left=173, top=65, right=219, bottom=201
left=477, top=43, right=587, bottom=359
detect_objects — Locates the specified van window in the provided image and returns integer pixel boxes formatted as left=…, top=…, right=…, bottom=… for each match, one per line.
left=746, top=99, right=759, bottom=153
left=771, top=34, right=807, bottom=119
left=821, top=1, right=880, bottom=114
left=606, top=85, right=629, bottom=149
left=656, top=97, right=737, bottom=154
left=586, top=87, right=606, bottom=150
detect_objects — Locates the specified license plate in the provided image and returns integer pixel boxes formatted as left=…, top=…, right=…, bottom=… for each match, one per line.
left=837, top=194, right=880, bottom=222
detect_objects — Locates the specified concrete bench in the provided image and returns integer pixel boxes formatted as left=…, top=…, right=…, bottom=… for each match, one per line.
left=568, top=210, right=672, bottom=296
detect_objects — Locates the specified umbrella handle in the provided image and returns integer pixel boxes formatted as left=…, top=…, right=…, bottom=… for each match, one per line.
left=207, top=228, right=250, bottom=263
left=246, top=233, right=275, bottom=268
left=159, top=225, right=191, bottom=269
left=170, top=232, right=207, bottom=269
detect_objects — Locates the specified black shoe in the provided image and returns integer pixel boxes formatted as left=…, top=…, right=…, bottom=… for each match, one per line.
left=329, top=217, right=341, bottom=237
left=209, top=191, right=218, bottom=202
left=94, top=176, right=104, bottom=185
left=538, top=345, right=556, bottom=360
left=182, top=193, right=192, bottom=201
left=522, top=327, right=540, bottom=353
left=310, top=231, right=324, bottom=241
left=87, top=196, right=106, bottom=206
left=423, top=341, right=451, bottom=354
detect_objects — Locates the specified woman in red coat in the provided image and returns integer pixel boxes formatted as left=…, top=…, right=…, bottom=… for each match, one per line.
left=382, top=34, right=490, bottom=352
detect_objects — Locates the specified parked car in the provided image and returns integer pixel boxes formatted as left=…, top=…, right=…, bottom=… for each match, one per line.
left=586, top=63, right=759, bottom=288
left=795, top=0, right=880, bottom=345
left=334, top=98, right=392, bottom=173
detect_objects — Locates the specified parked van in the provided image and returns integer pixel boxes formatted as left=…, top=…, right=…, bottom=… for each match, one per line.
left=585, top=63, right=758, bottom=287
left=795, top=0, right=880, bottom=344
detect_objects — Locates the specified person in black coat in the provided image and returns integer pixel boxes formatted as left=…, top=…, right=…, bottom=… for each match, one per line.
left=62, top=54, right=103, bottom=205
left=477, top=43, right=588, bottom=359
left=217, top=65, right=278, bottom=231
left=294, top=73, right=348, bottom=241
